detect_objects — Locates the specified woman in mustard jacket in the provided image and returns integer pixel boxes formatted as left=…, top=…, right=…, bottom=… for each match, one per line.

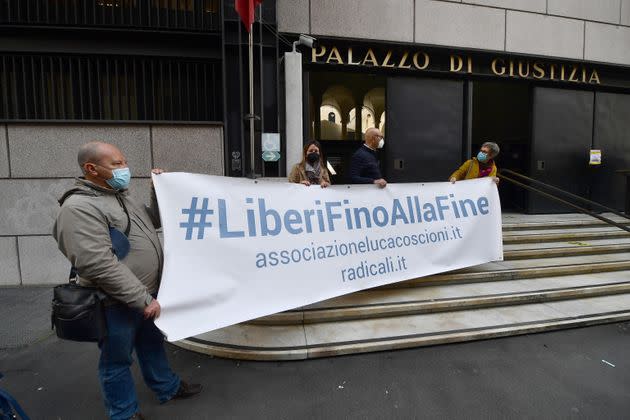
left=288, top=140, right=331, bottom=188
left=450, top=142, right=500, bottom=184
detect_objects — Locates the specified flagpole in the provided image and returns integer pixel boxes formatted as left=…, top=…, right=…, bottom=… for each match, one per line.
left=248, top=19, right=255, bottom=178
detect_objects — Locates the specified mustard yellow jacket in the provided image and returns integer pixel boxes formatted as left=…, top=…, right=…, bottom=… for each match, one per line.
left=450, top=157, right=497, bottom=181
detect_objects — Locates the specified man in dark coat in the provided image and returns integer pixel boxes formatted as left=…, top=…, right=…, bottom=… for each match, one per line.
left=349, top=127, right=387, bottom=188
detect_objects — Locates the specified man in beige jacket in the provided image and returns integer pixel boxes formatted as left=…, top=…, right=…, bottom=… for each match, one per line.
left=53, top=141, right=200, bottom=420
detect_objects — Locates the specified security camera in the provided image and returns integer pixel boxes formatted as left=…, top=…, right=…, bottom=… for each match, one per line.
left=298, top=34, right=317, bottom=49
left=292, top=34, right=318, bottom=52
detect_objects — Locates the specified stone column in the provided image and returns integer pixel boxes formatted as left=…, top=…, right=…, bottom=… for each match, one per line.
left=374, top=114, right=381, bottom=132
left=353, top=93, right=365, bottom=141
left=341, top=116, right=348, bottom=140
left=313, top=93, right=323, bottom=141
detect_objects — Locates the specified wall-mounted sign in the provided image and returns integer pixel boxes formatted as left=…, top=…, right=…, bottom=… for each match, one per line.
left=262, top=133, right=280, bottom=152
left=589, top=149, right=602, bottom=165
left=262, top=151, right=281, bottom=162
left=310, top=44, right=607, bottom=86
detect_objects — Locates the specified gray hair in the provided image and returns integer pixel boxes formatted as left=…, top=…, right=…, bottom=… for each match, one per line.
left=77, top=141, right=106, bottom=173
left=482, top=142, right=500, bottom=157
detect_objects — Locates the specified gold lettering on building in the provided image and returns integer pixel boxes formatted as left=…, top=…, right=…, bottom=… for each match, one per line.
left=312, top=46, right=327, bottom=62
left=310, top=45, right=603, bottom=86
left=326, top=47, right=343, bottom=64
left=533, top=62, right=545, bottom=79
left=491, top=58, right=506, bottom=75
left=362, top=49, right=379, bottom=66
left=347, top=48, right=361, bottom=65
left=450, top=55, right=463, bottom=72
left=413, top=52, right=429, bottom=70
left=398, top=51, right=412, bottom=69
left=381, top=51, right=396, bottom=68
left=589, top=70, right=601, bottom=84
left=518, top=61, right=530, bottom=78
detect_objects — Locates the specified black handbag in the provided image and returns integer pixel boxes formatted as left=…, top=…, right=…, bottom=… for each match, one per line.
left=51, top=280, right=108, bottom=342
left=51, top=196, right=131, bottom=342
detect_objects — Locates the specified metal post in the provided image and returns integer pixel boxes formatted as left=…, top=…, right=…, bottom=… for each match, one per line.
left=248, top=27, right=255, bottom=178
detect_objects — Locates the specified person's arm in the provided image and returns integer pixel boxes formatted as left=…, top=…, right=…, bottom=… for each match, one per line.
left=450, top=160, right=472, bottom=182
left=54, top=202, right=152, bottom=311
left=490, top=164, right=500, bottom=184
left=350, top=153, right=376, bottom=184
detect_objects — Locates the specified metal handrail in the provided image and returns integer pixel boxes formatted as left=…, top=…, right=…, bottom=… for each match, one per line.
left=502, top=168, right=630, bottom=221
left=498, top=171, right=630, bottom=234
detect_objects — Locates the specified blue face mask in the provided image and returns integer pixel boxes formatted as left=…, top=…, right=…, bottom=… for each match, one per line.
left=106, top=167, right=131, bottom=190
left=477, top=151, right=489, bottom=163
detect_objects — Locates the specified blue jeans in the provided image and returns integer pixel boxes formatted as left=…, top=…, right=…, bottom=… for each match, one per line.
left=98, top=304, right=180, bottom=420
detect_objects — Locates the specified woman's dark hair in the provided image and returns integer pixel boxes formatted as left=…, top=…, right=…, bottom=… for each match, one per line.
left=300, top=140, right=325, bottom=167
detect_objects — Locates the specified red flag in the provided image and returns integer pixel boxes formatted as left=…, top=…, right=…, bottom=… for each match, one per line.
left=235, top=0, right=262, bottom=31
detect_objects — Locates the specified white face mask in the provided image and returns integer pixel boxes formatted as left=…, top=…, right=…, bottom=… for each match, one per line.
left=377, top=138, right=385, bottom=149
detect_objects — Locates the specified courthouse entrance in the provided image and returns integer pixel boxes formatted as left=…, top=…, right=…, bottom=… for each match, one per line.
left=304, top=41, right=630, bottom=213
left=472, top=80, right=531, bottom=211
left=309, top=70, right=533, bottom=211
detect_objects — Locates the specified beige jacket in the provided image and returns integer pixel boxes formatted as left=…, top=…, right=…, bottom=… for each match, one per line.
left=53, top=178, right=163, bottom=310
left=288, top=163, right=331, bottom=184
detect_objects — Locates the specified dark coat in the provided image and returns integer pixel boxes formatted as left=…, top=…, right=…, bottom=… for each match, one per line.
left=350, top=145, right=382, bottom=184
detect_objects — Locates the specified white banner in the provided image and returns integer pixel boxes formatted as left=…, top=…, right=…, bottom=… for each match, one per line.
left=153, top=174, right=503, bottom=341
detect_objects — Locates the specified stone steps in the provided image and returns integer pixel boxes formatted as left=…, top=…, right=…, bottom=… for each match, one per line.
left=504, top=243, right=630, bottom=259
left=382, top=258, right=630, bottom=289
left=502, top=219, right=630, bottom=231
left=251, top=272, right=630, bottom=325
left=177, top=214, right=630, bottom=360
left=179, top=293, right=630, bottom=360
left=503, top=228, right=630, bottom=244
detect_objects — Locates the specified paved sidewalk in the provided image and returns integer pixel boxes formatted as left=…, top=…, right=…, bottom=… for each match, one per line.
left=0, top=287, right=54, bottom=349
left=2, top=287, right=630, bottom=419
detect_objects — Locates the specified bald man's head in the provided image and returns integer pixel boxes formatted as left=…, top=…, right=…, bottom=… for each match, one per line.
left=78, top=142, right=104, bottom=173
left=78, top=142, right=124, bottom=173
left=364, top=127, right=383, bottom=149
left=77, top=142, right=128, bottom=189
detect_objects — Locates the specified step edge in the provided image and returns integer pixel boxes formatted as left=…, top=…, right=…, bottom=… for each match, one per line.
left=250, top=282, right=630, bottom=325
left=176, top=311, right=630, bottom=361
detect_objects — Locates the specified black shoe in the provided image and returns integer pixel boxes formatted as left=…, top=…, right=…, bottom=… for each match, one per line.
left=129, top=413, right=146, bottom=420
left=172, top=381, right=203, bottom=400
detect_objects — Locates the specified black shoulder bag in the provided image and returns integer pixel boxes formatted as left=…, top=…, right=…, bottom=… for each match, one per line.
left=51, top=196, right=131, bottom=342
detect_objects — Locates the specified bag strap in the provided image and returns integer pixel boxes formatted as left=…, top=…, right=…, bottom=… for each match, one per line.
left=0, top=388, right=30, bottom=420
left=68, top=194, right=131, bottom=282
left=115, top=194, right=131, bottom=237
